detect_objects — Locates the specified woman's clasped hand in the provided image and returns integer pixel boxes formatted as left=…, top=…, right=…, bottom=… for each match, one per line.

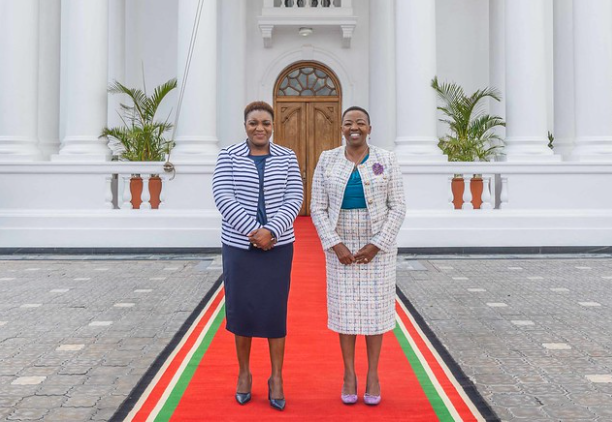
left=248, top=228, right=276, bottom=251
left=331, top=242, right=380, bottom=265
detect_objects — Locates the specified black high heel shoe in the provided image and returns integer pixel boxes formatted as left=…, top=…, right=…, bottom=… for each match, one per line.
left=267, top=379, right=286, bottom=411
left=235, top=374, right=252, bottom=405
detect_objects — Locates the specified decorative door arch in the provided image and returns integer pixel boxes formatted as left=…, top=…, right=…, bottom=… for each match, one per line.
left=273, top=61, right=342, bottom=216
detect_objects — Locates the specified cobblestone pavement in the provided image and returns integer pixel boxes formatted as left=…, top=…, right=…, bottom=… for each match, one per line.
left=0, top=255, right=611, bottom=421
left=0, top=256, right=222, bottom=421
left=397, top=256, right=612, bottom=422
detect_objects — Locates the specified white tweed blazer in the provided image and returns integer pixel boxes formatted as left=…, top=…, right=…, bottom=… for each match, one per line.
left=310, top=145, right=406, bottom=253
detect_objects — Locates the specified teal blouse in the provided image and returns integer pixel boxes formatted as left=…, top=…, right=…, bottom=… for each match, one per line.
left=341, top=154, right=369, bottom=209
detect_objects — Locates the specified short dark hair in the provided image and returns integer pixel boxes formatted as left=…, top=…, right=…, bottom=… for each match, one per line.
left=342, top=106, right=370, bottom=124
left=244, top=101, right=274, bottom=122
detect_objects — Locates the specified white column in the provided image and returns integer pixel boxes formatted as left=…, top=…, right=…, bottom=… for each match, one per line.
left=55, top=0, right=111, bottom=161
left=219, top=0, right=246, bottom=148
left=173, top=0, right=219, bottom=160
left=489, top=0, right=505, bottom=140
left=0, top=0, right=42, bottom=161
left=38, top=0, right=61, bottom=160
left=369, top=0, right=395, bottom=150
left=504, top=0, right=558, bottom=161
left=552, top=0, right=575, bottom=158
left=108, top=0, right=126, bottom=130
left=570, top=0, right=612, bottom=161
left=394, top=0, right=444, bottom=161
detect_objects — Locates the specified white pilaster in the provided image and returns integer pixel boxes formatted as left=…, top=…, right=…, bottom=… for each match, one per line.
left=219, top=0, right=246, bottom=148
left=504, top=0, right=558, bottom=161
left=0, top=0, right=42, bottom=161
left=55, top=0, right=111, bottom=161
left=37, top=0, right=61, bottom=160
left=570, top=0, right=612, bottom=161
left=394, top=0, right=444, bottom=161
left=173, top=0, right=219, bottom=161
left=552, top=0, right=575, bottom=159
left=108, top=0, right=126, bottom=130
left=369, top=0, right=395, bottom=150
left=489, top=0, right=505, bottom=140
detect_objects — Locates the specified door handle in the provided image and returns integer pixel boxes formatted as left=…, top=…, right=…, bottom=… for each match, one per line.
left=301, top=171, right=306, bottom=183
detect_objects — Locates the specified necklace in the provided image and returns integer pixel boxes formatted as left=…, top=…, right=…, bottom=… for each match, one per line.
left=345, top=146, right=369, bottom=171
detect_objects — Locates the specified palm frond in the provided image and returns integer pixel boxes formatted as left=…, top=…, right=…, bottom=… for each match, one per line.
left=432, top=77, right=505, bottom=161
left=102, top=78, right=177, bottom=161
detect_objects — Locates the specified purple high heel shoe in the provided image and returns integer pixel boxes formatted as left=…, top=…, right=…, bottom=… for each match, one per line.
left=363, top=392, right=381, bottom=406
left=341, top=377, right=358, bottom=405
left=364, top=381, right=381, bottom=406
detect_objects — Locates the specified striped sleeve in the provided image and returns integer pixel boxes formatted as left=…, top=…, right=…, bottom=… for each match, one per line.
left=212, top=149, right=261, bottom=235
left=263, top=152, right=303, bottom=238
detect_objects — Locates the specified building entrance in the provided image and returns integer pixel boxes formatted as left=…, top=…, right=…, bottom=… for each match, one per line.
left=273, top=61, right=342, bottom=216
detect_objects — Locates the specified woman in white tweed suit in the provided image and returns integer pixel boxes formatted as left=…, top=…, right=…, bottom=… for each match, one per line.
left=311, top=106, right=406, bottom=406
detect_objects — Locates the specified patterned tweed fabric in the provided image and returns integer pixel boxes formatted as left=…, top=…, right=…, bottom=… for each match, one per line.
left=325, top=208, right=397, bottom=335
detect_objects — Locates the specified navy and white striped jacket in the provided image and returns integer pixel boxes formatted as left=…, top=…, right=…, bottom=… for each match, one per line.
left=213, top=140, right=303, bottom=250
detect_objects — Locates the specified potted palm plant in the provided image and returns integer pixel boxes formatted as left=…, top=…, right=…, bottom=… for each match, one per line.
left=101, top=78, right=177, bottom=209
left=431, top=76, right=505, bottom=209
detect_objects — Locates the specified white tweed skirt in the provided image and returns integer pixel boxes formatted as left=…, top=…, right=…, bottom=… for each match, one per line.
left=325, top=208, right=397, bottom=335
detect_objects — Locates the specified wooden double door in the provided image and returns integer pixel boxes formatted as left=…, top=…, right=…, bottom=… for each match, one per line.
left=274, top=99, right=341, bottom=215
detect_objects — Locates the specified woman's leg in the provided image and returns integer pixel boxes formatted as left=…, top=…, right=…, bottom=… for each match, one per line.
left=235, top=335, right=252, bottom=393
left=268, top=337, right=285, bottom=399
left=339, top=334, right=357, bottom=394
left=365, top=334, right=383, bottom=395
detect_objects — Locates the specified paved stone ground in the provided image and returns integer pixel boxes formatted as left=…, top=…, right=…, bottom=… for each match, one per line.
left=397, top=256, right=612, bottom=422
left=0, top=255, right=611, bottom=421
left=0, top=257, right=222, bottom=421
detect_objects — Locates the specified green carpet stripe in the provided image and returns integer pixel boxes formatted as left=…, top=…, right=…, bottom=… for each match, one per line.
left=393, top=322, right=455, bottom=422
left=155, top=303, right=226, bottom=421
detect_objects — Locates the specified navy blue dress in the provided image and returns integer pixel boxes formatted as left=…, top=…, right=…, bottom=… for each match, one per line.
left=222, top=154, right=294, bottom=338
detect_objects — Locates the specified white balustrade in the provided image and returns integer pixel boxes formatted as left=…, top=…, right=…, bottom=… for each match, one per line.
left=274, top=0, right=340, bottom=8
left=105, top=176, right=114, bottom=209
left=120, top=175, right=132, bottom=210
left=481, top=177, right=493, bottom=210
left=158, top=177, right=166, bottom=209
left=461, top=175, right=474, bottom=210
left=259, top=0, right=355, bottom=47
left=500, top=176, right=509, bottom=209
left=447, top=176, right=455, bottom=209
left=140, top=176, right=152, bottom=210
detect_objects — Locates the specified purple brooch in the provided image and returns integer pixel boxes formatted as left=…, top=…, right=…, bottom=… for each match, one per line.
left=372, top=163, right=384, bottom=175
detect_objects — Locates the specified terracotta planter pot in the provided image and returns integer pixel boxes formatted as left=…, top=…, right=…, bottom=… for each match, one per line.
left=129, top=176, right=162, bottom=209
left=451, top=176, right=483, bottom=209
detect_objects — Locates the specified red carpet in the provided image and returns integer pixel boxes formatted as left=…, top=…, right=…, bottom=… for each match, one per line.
left=126, top=217, right=487, bottom=421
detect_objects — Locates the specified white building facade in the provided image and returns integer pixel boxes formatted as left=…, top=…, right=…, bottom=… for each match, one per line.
left=0, top=0, right=611, bottom=249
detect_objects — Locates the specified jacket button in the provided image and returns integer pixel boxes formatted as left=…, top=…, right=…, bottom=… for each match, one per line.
left=368, top=199, right=373, bottom=205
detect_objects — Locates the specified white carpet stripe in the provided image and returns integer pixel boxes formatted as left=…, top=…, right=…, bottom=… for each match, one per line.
left=396, top=297, right=486, bottom=422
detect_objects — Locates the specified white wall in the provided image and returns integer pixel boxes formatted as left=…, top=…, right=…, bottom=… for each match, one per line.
left=435, top=0, right=490, bottom=139
left=112, top=0, right=557, bottom=152
left=227, top=0, right=370, bottom=149
left=118, top=1, right=178, bottom=134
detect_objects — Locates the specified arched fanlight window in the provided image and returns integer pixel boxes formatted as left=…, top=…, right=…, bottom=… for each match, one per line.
left=277, top=65, right=339, bottom=97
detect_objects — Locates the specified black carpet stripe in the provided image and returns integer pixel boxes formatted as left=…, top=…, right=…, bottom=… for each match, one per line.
left=111, top=275, right=224, bottom=422
left=396, top=286, right=500, bottom=422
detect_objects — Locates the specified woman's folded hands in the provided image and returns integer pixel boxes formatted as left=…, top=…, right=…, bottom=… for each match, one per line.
left=332, top=243, right=379, bottom=265
left=248, top=228, right=276, bottom=251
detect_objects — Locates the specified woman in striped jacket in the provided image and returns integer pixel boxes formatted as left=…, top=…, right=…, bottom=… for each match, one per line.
left=212, top=101, right=303, bottom=411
